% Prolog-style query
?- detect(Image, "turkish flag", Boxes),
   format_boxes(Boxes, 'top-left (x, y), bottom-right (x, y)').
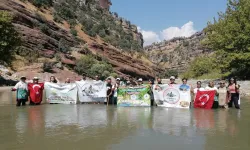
top-left (28, 83), bottom-right (44, 104)
top-left (194, 90), bottom-right (216, 109)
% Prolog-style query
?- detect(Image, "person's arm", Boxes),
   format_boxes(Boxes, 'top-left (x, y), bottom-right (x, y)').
top-left (12, 83), bottom-right (19, 91)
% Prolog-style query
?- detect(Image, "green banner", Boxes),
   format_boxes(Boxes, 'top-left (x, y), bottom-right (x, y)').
top-left (117, 87), bottom-right (151, 107)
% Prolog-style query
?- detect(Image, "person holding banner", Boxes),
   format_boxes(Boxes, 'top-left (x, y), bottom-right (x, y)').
top-left (28, 77), bottom-right (44, 105)
top-left (137, 78), bottom-right (144, 86)
top-left (112, 78), bottom-right (120, 105)
top-left (157, 77), bottom-right (162, 84)
top-left (227, 78), bottom-right (240, 109)
top-left (12, 76), bottom-right (28, 107)
top-left (169, 76), bottom-right (176, 85)
top-left (148, 79), bottom-right (155, 106)
top-left (106, 78), bottom-right (113, 105)
top-left (205, 81), bottom-right (219, 109)
top-left (50, 76), bottom-right (59, 83)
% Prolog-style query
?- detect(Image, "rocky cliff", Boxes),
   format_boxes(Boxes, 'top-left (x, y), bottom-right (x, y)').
top-left (0, 0), bottom-right (159, 83)
top-left (144, 32), bottom-right (212, 73)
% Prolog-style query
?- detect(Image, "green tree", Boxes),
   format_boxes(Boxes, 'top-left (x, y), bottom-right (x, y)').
top-left (203, 0), bottom-right (250, 79)
top-left (0, 11), bottom-right (20, 62)
top-left (75, 55), bottom-right (96, 75)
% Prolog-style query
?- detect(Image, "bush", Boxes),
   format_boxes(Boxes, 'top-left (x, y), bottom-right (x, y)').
top-left (164, 70), bottom-right (178, 78)
top-left (43, 62), bottom-right (53, 72)
top-left (70, 28), bottom-right (78, 37)
top-left (39, 23), bottom-right (50, 35)
top-left (58, 38), bottom-right (70, 53)
top-left (89, 62), bottom-right (113, 78)
top-left (110, 72), bottom-right (118, 78)
top-left (75, 55), bottom-right (96, 75)
top-left (53, 13), bottom-right (63, 23)
top-left (0, 11), bottom-right (20, 62)
top-left (29, 0), bottom-right (53, 8)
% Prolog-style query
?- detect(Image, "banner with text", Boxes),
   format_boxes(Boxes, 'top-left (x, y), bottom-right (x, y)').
top-left (44, 82), bottom-right (77, 104)
top-left (153, 84), bottom-right (191, 108)
top-left (117, 87), bottom-right (151, 107)
top-left (76, 81), bottom-right (107, 102)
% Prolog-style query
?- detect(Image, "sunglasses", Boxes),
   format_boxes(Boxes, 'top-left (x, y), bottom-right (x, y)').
top-left (219, 83), bottom-right (225, 84)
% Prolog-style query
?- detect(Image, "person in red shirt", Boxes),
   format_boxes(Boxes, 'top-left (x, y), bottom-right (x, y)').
top-left (28, 77), bottom-right (44, 105)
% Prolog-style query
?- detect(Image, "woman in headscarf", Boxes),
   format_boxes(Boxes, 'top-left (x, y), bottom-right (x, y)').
top-left (227, 78), bottom-right (240, 109)
top-left (50, 76), bottom-right (59, 83)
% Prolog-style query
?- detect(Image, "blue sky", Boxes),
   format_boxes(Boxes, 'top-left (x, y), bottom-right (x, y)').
top-left (110, 0), bottom-right (227, 46)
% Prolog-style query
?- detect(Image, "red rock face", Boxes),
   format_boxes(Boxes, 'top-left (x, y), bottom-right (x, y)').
top-left (99, 0), bottom-right (111, 9)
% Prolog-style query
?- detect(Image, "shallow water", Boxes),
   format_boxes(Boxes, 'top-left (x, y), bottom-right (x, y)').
top-left (0, 89), bottom-right (250, 150)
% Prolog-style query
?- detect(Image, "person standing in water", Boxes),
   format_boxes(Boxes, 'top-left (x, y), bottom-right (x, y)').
top-left (137, 78), bottom-right (144, 86)
top-left (112, 78), bottom-right (120, 105)
top-left (169, 76), bottom-right (176, 85)
top-left (12, 76), bottom-right (28, 107)
top-left (218, 80), bottom-right (227, 108)
top-left (28, 77), bottom-right (44, 105)
top-left (157, 77), bottom-right (162, 84)
top-left (227, 78), bottom-right (240, 109)
top-left (50, 76), bottom-right (59, 83)
top-left (205, 81), bottom-right (219, 109)
top-left (148, 79), bottom-right (155, 106)
top-left (106, 78), bottom-right (113, 105)
top-left (192, 81), bottom-right (205, 102)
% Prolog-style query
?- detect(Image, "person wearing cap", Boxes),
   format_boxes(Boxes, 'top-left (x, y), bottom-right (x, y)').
top-left (28, 77), bottom-right (44, 105)
top-left (137, 78), bottom-right (144, 86)
top-left (12, 76), bottom-right (28, 106)
top-left (111, 78), bottom-right (120, 105)
top-left (169, 76), bottom-right (176, 85)
top-left (106, 78), bottom-right (113, 105)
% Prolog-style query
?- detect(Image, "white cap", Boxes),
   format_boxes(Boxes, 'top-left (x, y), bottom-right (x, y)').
top-left (33, 77), bottom-right (39, 80)
top-left (170, 76), bottom-right (175, 80)
top-left (138, 78), bottom-right (143, 82)
top-left (116, 78), bottom-right (120, 81)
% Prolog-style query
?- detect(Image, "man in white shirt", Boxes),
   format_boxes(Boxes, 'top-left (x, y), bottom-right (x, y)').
top-left (12, 76), bottom-right (28, 106)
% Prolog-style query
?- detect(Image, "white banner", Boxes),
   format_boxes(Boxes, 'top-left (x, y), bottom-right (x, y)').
top-left (76, 80), bottom-right (107, 102)
top-left (153, 84), bottom-right (191, 108)
top-left (44, 82), bottom-right (77, 104)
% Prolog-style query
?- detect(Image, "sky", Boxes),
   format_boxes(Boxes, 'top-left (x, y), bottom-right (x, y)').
top-left (110, 0), bottom-right (227, 46)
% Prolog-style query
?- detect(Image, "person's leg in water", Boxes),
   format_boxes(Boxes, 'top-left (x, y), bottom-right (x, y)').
top-left (228, 95), bottom-right (233, 108)
top-left (232, 94), bottom-right (240, 109)
top-left (21, 99), bottom-right (26, 106)
top-left (16, 99), bottom-right (21, 107)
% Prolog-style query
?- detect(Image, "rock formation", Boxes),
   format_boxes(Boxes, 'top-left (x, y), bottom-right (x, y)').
top-left (144, 32), bottom-right (212, 73)
top-left (0, 0), bottom-right (160, 83)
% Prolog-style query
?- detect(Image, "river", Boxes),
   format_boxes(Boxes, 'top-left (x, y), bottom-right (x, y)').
top-left (0, 88), bottom-right (250, 150)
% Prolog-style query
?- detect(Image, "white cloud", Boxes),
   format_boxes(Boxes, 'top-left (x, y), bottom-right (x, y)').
top-left (138, 27), bottom-right (160, 46)
top-left (161, 21), bottom-right (196, 40)
top-left (138, 21), bottom-right (197, 46)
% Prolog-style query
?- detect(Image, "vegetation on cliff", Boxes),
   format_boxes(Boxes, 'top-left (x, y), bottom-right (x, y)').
top-left (0, 11), bottom-right (20, 63)
top-left (183, 0), bottom-right (250, 79)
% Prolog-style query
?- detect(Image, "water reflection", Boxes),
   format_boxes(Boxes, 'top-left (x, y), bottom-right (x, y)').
top-left (0, 100), bottom-right (249, 150)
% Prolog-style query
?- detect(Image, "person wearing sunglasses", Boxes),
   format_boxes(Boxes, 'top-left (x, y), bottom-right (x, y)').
top-left (218, 80), bottom-right (227, 108)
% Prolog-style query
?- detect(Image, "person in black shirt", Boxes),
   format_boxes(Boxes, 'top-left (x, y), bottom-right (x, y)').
top-left (106, 78), bottom-right (113, 105)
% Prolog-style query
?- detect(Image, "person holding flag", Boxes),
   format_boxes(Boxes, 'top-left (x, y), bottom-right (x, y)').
top-left (194, 81), bottom-right (217, 109)
top-left (205, 81), bottom-right (219, 109)
top-left (12, 76), bottom-right (28, 107)
top-left (28, 77), bottom-right (44, 105)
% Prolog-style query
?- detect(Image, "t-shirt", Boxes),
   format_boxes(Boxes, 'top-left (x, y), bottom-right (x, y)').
top-left (106, 83), bottom-right (112, 97)
top-left (112, 84), bottom-right (119, 97)
top-left (193, 87), bottom-right (205, 94)
top-left (205, 86), bottom-right (218, 101)
top-left (28, 83), bottom-right (44, 104)
top-left (14, 81), bottom-right (28, 100)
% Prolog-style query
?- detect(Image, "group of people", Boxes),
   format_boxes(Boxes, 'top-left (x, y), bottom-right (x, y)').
top-left (12, 76), bottom-right (62, 106)
top-left (192, 78), bottom-right (240, 109)
top-left (12, 74), bottom-right (241, 110)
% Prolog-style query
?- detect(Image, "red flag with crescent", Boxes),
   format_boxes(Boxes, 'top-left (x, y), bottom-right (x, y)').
top-left (28, 83), bottom-right (44, 104)
top-left (194, 90), bottom-right (215, 109)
